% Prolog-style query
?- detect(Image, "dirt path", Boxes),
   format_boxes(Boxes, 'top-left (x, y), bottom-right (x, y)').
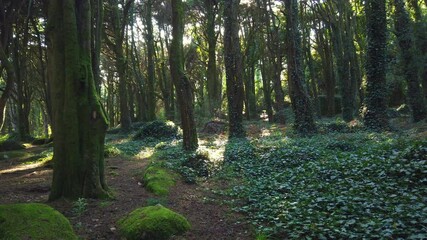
top-left (0, 149), bottom-right (252, 240)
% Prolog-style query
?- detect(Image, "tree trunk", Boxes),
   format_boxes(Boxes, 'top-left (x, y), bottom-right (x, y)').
top-left (145, 0), bottom-right (156, 121)
top-left (284, 0), bottom-right (316, 134)
top-left (170, 0), bottom-right (198, 151)
top-left (91, 0), bottom-right (103, 92)
top-left (316, 27), bottom-right (336, 117)
top-left (244, 29), bottom-right (258, 120)
top-left (260, 57), bottom-right (274, 122)
top-left (394, 0), bottom-right (427, 122)
top-left (205, 0), bottom-right (221, 117)
top-left (224, 0), bottom-right (245, 138)
top-left (0, 45), bottom-right (14, 131)
top-left (48, 0), bottom-right (109, 200)
top-left (363, 0), bottom-right (388, 130)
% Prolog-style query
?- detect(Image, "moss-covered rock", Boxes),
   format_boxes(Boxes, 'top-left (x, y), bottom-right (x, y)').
top-left (142, 166), bottom-right (176, 196)
top-left (133, 120), bottom-right (181, 140)
top-left (0, 203), bottom-right (77, 240)
top-left (117, 205), bottom-right (190, 240)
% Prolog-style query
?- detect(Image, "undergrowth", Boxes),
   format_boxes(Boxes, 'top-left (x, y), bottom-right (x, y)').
top-left (219, 131), bottom-right (426, 239)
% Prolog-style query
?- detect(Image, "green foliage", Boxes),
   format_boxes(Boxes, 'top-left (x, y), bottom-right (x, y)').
top-left (134, 121), bottom-right (182, 140)
top-left (104, 144), bottom-right (121, 158)
top-left (117, 205), bottom-right (190, 240)
top-left (141, 165), bottom-right (176, 196)
top-left (0, 203), bottom-right (77, 239)
top-left (218, 132), bottom-right (427, 239)
top-left (72, 198), bottom-right (88, 217)
top-left (182, 150), bottom-right (211, 178)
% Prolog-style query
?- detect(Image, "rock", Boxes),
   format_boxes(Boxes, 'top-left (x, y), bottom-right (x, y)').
top-left (117, 205), bottom-right (190, 240)
top-left (0, 203), bottom-right (77, 240)
top-left (201, 121), bottom-right (226, 134)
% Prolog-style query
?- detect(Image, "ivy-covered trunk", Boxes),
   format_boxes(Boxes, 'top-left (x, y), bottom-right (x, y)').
top-left (363, 0), bottom-right (388, 130)
top-left (170, 0), bottom-right (198, 151)
top-left (224, 0), bottom-right (245, 138)
top-left (284, 0), bottom-right (316, 134)
top-left (47, 0), bottom-right (109, 200)
top-left (393, 0), bottom-right (427, 122)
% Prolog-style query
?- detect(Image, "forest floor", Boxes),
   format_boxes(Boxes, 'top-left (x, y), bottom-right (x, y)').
top-left (0, 140), bottom-right (252, 239)
top-left (0, 116), bottom-right (426, 239)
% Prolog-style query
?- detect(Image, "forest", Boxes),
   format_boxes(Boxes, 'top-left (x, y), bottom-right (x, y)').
top-left (0, 0), bottom-right (426, 239)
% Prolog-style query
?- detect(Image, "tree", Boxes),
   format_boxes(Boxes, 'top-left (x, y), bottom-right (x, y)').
top-left (144, 0), bottom-right (156, 121)
top-left (104, 0), bottom-right (133, 130)
top-left (204, 0), bottom-right (222, 117)
top-left (223, 0), bottom-right (245, 138)
top-left (170, 0), bottom-right (198, 151)
top-left (47, 0), bottom-right (109, 199)
top-left (284, 0), bottom-right (316, 134)
top-left (393, 0), bottom-right (426, 122)
top-left (363, 0), bottom-right (388, 130)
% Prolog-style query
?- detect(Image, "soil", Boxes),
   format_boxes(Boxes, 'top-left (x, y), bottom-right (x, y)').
top-left (0, 146), bottom-right (253, 240)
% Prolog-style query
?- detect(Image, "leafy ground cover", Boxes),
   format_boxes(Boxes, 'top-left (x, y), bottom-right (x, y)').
top-left (217, 128), bottom-right (426, 239)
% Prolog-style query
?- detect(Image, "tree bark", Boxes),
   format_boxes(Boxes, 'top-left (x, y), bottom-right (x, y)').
top-left (393, 0), bottom-right (426, 122)
top-left (284, 0), bottom-right (316, 134)
top-left (170, 0), bottom-right (198, 151)
top-left (48, 0), bottom-right (109, 200)
top-left (223, 0), bottom-right (245, 138)
top-left (205, 0), bottom-right (221, 117)
top-left (363, 0), bottom-right (389, 130)
top-left (145, 0), bottom-right (156, 121)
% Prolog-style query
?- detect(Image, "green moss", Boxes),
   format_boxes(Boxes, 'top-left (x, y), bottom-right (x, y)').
top-left (117, 205), bottom-right (190, 240)
top-left (0, 203), bottom-right (78, 240)
top-left (142, 166), bottom-right (176, 196)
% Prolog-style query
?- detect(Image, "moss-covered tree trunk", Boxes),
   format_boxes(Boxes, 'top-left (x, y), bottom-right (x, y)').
top-left (47, 0), bottom-right (109, 200)
top-left (393, 0), bottom-right (427, 122)
top-left (284, 0), bottom-right (316, 134)
top-left (170, 0), bottom-right (198, 151)
top-left (145, 0), bottom-right (156, 121)
top-left (363, 0), bottom-right (388, 130)
top-left (224, 0), bottom-right (246, 138)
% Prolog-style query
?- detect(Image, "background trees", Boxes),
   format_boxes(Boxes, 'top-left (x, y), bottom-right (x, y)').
top-left (0, 0), bottom-right (426, 154)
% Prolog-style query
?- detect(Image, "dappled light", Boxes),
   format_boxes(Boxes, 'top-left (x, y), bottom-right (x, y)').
top-left (1, 0), bottom-right (427, 239)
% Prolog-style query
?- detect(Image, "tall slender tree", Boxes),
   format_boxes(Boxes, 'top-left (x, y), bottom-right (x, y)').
top-left (363, 0), bottom-right (388, 130)
top-left (223, 0), bottom-right (246, 138)
top-left (144, 0), bottom-right (156, 121)
top-left (170, 0), bottom-right (198, 151)
top-left (393, 0), bottom-right (426, 122)
top-left (104, 0), bottom-right (133, 130)
top-left (284, 0), bottom-right (316, 134)
top-left (204, 0), bottom-right (221, 117)
top-left (47, 0), bottom-right (109, 199)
